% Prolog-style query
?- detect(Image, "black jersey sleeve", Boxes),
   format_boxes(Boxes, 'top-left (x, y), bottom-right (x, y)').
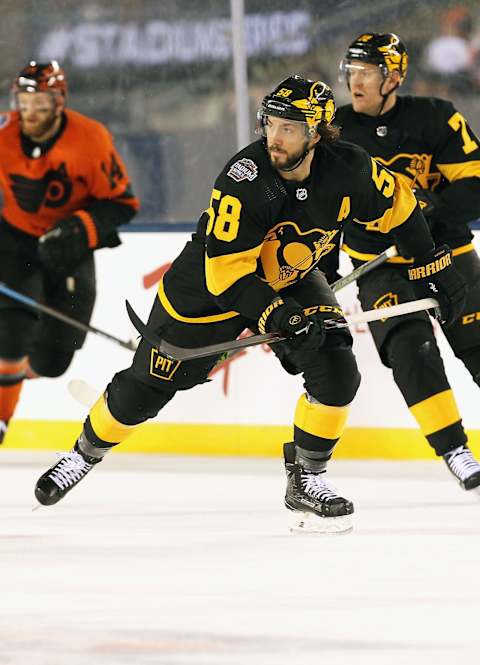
top-left (203, 161), bottom-right (281, 321)
top-left (430, 99), bottom-right (480, 226)
top-left (352, 153), bottom-right (434, 258)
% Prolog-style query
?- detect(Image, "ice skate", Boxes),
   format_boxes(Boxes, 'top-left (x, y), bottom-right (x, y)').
top-left (35, 440), bottom-right (102, 506)
top-left (443, 444), bottom-right (480, 493)
top-left (284, 443), bottom-right (354, 534)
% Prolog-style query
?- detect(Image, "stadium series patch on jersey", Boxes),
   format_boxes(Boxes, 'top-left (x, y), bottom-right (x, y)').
top-left (227, 158), bottom-right (258, 182)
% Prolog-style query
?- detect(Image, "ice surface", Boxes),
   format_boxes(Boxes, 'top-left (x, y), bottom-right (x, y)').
top-left (1, 453), bottom-right (479, 665)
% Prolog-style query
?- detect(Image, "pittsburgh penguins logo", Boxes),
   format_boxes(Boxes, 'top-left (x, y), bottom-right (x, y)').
top-left (10, 162), bottom-right (72, 212)
top-left (373, 291), bottom-right (399, 322)
top-left (259, 221), bottom-right (338, 289)
top-left (373, 153), bottom-right (441, 191)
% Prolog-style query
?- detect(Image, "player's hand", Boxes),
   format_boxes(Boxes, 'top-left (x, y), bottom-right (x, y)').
top-left (38, 216), bottom-right (90, 273)
top-left (257, 297), bottom-right (325, 350)
top-left (412, 188), bottom-right (440, 218)
top-left (408, 245), bottom-right (466, 326)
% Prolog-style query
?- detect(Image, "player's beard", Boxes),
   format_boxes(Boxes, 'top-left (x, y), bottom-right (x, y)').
top-left (21, 111), bottom-right (59, 141)
top-left (267, 142), bottom-right (309, 172)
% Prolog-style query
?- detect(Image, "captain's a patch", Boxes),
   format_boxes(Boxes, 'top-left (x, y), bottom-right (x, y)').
top-left (227, 158), bottom-right (258, 183)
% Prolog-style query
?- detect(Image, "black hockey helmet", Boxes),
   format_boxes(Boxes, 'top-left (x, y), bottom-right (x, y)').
top-left (257, 75), bottom-right (336, 137)
top-left (340, 33), bottom-right (408, 82)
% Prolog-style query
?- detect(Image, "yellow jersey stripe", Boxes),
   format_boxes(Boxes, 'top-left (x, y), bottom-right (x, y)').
top-left (342, 243), bottom-right (411, 263)
top-left (158, 277), bottom-right (239, 324)
top-left (452, 243), bottom-right (475, 257)
top-left (409, 389), bottom-right (461, 436)
top-left (205, 243), bottom-right (262, 296)
top-left (342, 242), bottom-right (475, 264)
top-left (437, 160), bottom-right (480, 182)
top-left (353, 174), bottom-right (417, 234)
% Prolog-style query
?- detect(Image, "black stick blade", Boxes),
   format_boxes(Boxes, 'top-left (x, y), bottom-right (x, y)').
top-left (125, 300), bottom-right (165, 350)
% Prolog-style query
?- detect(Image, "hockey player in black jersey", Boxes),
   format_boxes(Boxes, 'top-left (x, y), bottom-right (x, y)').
top-left (35, 75), bottom-right (466, 532)
top-left (336, 32), bottom-right (480, 491)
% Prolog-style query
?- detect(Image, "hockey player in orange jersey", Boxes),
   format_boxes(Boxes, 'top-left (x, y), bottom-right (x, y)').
top-left (0, 61), bottom-right (139, 445)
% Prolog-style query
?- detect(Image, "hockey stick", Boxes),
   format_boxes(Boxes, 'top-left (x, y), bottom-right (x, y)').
top-left (0, 281), bottom-right (137, 352)
top-left (68, 379), bottom-right (99, 408)
top-left (126, 297), bottom-right (439, 361)
top-left (331, 245), bottom-right (398, 292)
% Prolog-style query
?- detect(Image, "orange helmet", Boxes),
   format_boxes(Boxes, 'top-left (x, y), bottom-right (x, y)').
top-left (12, 61), bottom-right (67, 98)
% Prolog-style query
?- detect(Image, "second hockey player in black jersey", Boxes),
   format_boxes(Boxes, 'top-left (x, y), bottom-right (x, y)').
top-left (336, 32), bottom-right (480, 491)
top-left (34, 75), bottom-right (466, 531)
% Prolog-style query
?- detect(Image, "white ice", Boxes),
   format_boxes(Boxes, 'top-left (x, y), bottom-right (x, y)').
top-left (1, 452), bottom-right (480, 665)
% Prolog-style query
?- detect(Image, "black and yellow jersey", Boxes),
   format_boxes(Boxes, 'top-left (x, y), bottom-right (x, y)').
top-left (161, 138), bottom-right (434, 323)
top-left (336, 96), bottom-right (480, 263)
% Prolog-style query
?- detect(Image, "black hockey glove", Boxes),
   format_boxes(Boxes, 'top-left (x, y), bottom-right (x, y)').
top-left (38, 216), bottom-right (90, 273)
top-left (257, 297), bottom-right (325, 350)
top-left (412, 188), bottom-right (441, 219)
top-left (326, 270), bottom-right (343, 286)
top-left (408, 245), bottom-right (467, 326)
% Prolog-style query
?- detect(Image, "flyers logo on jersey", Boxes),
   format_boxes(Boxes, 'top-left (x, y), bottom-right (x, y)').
top-left (10, 162), bottom-right (72, 212)
top-left (149, 348), bottom-right (181, 381)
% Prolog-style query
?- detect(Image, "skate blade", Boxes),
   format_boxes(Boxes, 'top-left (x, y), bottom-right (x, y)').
top-left (289, 511), bottom-right (353, 535)
top-left (67, 379), bottom-right (99, 409)
top-left (469, 485), bottom-right (480, 500)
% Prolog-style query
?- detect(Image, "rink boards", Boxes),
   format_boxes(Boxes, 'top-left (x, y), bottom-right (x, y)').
top-left (8, 231), bottom-right (480, 459)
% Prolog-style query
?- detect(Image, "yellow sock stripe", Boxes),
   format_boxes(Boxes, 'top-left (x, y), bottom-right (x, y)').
top-left (294, 394), bottom-right (349, 441)
top-left (409, 389), bottom-right (462, 437)
top-left (89, 394), bottom-right (139, 444)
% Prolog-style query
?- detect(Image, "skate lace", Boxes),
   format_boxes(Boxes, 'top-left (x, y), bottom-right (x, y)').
top-left (301, 472), bottom-right (340, 502)
top-left (445, 446), bottom-right (480, 481)
top-left (49, 452), bottom-right (93, 490)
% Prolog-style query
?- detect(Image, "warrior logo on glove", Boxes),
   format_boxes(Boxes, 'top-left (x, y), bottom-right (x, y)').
top-left (407, 246), bottom-right (466, 326)
top-left (408, 251), bottom-right (452, 280)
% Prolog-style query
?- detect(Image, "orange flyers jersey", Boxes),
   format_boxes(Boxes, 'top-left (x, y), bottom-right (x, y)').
top-left (0, 109), bottom-right (139, 237)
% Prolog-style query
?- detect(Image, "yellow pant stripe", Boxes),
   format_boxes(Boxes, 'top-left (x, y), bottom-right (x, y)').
top-left (294, 394), bottom-right (349, 441)
top-left (158, 278), bottom-right (239, 324)
top-left (89, 394), bottom-right (139, 444)
top-left (409, 389), bottom-right (461, 436)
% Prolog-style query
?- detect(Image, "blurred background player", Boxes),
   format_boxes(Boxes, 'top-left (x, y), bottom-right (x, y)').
top-left (336, 32), bottom-right (480, 491)
top-left (34, 76), bottom-right (466, 533)
top-left (0, 61), bottom-right (139, 445)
